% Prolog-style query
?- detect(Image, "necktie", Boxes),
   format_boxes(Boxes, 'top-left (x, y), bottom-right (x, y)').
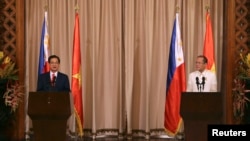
top-left (51, 73), bottom-right (56, 86)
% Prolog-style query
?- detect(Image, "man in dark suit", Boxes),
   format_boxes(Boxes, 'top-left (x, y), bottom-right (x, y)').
top-left (37, 55), bottom-right (70, 92)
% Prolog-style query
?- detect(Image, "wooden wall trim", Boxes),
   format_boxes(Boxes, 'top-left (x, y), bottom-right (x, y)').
top-left (223, 0), bottom-right (235, 124)
top-left (15, 0), bottom-right (25, 139)
top-left (222, 0), bottom-right (250, 124)
top-left (0, 0), bottom-right (25, 140)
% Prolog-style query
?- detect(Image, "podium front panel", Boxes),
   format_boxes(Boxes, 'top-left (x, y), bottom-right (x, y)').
top-left (180, 92), bottom-right (223, 141)
top-left (180, 92), bottom-right (222, 120)
top-left (28, 91), bottom-right (71, 119)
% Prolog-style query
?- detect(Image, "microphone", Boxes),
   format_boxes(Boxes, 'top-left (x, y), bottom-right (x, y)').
top-left (196, 77), bottom-right (200, 91)
top-left (202, 77), bottom-right (205, 90)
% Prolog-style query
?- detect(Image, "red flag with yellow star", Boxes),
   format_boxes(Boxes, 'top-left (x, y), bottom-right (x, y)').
top-left (71, 12), bottom-right (83, 136)
top-left (203, 11), bottom-right (216, 73)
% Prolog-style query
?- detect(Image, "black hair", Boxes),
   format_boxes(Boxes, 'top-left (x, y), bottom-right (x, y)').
top-left (197, 55), bottom-right (208, 64)
top-left (48, 55), bottom-right (60, 63)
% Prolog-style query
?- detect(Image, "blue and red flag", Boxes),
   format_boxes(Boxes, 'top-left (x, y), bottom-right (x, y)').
top-left (38, 11), bottom-right (50, 75)
top-left (164, 13), bottom-right (186, 136)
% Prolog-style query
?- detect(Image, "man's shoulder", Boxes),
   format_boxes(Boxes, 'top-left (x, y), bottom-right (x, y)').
top-left (189, 71), bottom-right (199, 75)
top-left (58, 72), bottom-right (69, 77)
top-left (205, 70), bottom-right (216, 75)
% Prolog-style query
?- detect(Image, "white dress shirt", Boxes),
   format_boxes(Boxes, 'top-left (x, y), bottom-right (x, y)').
top-left (186, 69), bottom-right (217, 92)
top-left (50, 71), bottom-right (58, 78)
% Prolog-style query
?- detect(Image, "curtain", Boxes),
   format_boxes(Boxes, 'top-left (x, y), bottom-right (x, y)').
top-left (25, 0), bottom-right (223, 139)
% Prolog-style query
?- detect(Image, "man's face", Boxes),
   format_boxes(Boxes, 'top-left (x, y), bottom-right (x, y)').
top-left (195, 57), bottom-right (206, 72)
top-left (49, 58), bottom-right (60, 72)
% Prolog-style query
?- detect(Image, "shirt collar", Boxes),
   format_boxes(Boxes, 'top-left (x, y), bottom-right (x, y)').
top-left (50, 71), bottom-right (58, 76)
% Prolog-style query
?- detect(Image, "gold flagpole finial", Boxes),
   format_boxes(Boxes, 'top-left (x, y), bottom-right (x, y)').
top-left (176, 6), bottom-right (180, 13)
top-left (44, 0), bottom-right (48, 11)
top-left (44, 5), bottom-right (48, 11)
top-left (75, 2), bottom-right (79, 13)
top-left (205, 5), bottom-right (210, 12)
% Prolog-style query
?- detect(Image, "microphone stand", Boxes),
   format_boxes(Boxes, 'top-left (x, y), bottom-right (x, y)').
top-left (202, 77), bottom-right (205, 91)
top-left (196, 77), bottom-right (200, 92)
top-left (196, 77), bottom-right (206, 92)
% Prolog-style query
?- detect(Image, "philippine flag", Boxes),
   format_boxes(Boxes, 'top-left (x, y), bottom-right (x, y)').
top-left (164, 13), bottom-right (186, 136)
top-left (38, 11), bottom-right (50, 75)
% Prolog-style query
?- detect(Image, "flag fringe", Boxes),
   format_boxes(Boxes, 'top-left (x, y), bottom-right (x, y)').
top-left (74, 107), bottom-right (83, 137)
top-left (164, 118), bottom-right (183, 137)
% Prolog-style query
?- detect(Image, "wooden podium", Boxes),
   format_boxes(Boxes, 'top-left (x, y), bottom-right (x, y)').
top-left (28, 92), bottom-right (72, 141)
top-left (180, 92), bottom-right (223, 141)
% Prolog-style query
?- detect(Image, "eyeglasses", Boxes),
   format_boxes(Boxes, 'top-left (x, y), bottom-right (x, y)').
top-left (195, 62), bottom-right (204, 65)
top-left (50, 62), bottom-right (59, 65)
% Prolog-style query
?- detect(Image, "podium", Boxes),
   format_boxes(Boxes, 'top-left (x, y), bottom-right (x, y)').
top-left (28, 92), bottom-right (72, 141)
top-left (180, 92), bottom-right (223, 141)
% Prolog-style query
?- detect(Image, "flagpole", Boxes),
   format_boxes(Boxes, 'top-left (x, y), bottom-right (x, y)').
top-left (165, 11), bottom-right (186, 136)
top-left (92, 0), bottom-right (96, 138)
top-left (72, 1), bottom-right (83, 137)
top-left (71, 1), bottom-right (78, 136)
top-left (70, 3), bottom-right (77, 136)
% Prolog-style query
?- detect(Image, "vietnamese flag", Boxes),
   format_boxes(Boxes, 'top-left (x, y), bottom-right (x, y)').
top-left (203, 11), bottom-right (216, 73)
top-left (71, 12), bottom-right (83, 136)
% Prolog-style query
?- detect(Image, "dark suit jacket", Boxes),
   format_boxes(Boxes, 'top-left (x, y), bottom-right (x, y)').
top-left (37, 72), bottom-right (70, 92)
